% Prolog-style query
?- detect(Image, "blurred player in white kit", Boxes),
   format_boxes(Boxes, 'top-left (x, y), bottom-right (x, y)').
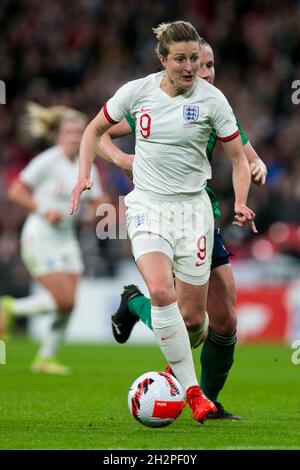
top-left (0, 102), bottom-right (103, 374)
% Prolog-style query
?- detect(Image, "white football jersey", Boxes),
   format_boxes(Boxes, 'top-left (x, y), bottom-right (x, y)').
top-left (105, 71), bottom-right (239, 196)
top-left (20, 145), bottom-right (102, 241)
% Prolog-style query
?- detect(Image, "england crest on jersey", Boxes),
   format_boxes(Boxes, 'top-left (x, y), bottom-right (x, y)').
top-left (183, 105), bottom-right (199, 123)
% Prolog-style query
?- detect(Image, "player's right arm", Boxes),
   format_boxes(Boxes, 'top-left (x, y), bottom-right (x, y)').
top-left (235, 117), bottom-right (267, 186)
top-left (97, 118), bottom-right (134, 172)
top-left (8, 181), bottom-right (62, 224)
top-left (70, 109), bottom-right (113, 214)
top-left (8, 155), bottom-right (63, 224)
top-left (8, 179), bottom-right (38, 213)
top-left (70, 81), bottom-right (134, 214)
top-left (8, 152), bottom-right (47, 213)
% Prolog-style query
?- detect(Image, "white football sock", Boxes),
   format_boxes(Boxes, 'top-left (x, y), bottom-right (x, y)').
top-left (188, 311), bottom-right (209, 349)
top-left (151, 302), bottom-right (198, 392)
top-left (38, 312), bottom-right (70, 359)
top-left (13, 289), bottom-right (57, 316)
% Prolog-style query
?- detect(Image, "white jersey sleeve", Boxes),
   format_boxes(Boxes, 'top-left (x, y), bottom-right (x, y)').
top-left (19, 152), bottom-right (50, 189)
top-left (210, 90), bottom-right (239, 141)
top-left (104, 81), bottom-right (134, 124)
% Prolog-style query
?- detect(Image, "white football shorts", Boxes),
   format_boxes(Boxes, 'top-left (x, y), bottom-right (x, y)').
top-left (125, 189), bottom-right (214, 285)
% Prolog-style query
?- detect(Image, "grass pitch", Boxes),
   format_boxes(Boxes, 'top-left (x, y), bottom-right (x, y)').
top-left (0, 339), bottom-right (299, 450)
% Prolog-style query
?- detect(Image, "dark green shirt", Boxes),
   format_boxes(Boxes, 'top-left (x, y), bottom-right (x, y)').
top-left (125, 115), bottom-right (248, 219)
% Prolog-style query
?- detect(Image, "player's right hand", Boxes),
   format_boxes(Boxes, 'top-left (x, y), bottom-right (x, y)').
top-left (69, 177), bottom-right (92, 214)
top-left (44, 210), bottom-right (63, 224)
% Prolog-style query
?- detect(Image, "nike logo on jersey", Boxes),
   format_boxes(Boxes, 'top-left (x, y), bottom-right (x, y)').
top-left (195, 261), bottom-right (205, 266)
top-left (140, 106), bottom-right (151, 112)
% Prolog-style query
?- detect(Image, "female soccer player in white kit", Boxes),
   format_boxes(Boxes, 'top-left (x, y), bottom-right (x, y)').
top-left (0, 103), bottom-right (102, 374)
top-left (96, 38), bottom-right (267, 420)
top-left (70, 21), bottom-right (256, 423)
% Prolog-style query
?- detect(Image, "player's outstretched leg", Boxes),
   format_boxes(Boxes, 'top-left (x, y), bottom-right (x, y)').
top-left (111, 285), bottom-right (144, 343)
top-left (0, 289), bottom-right (57, 340)
top-left (31, 313), bottom-right (71, 375)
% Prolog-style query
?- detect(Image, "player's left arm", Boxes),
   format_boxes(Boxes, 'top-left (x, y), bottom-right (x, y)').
top-left (221, 136), bottom-right (257, 233)
top-left (97, 118), bottom-right (134, 176)
top-left (236, 116), bottom-right (267, 186)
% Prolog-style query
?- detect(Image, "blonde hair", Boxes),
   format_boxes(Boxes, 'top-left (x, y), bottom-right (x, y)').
top-left (153, 21), bottom-right (201, 58)
top-left (24, 102), bottom-right (87, 143)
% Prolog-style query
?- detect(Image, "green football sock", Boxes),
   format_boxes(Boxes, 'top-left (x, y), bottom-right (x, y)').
top-left (200, 328), bottom-right (236, 402)
top-left (128, 295), bottom-right (153, 330)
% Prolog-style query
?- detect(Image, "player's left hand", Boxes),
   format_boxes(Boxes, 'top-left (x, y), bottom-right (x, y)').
top-left (250, 160), bottom-right (267, 186)
top-left (233, 203), bottom-right (257, 233)
top-left (69, 177), bottom-right (92, 214)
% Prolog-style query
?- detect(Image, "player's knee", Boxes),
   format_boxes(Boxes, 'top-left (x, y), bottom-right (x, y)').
top-left (185, 318), bottom-right (204, 330)
top-left (148, 283), bottom-right (175, 306)
top-left (182, 307), bottom-right (206, 330)
top-left (187, 311), bottom-right (209, 348)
